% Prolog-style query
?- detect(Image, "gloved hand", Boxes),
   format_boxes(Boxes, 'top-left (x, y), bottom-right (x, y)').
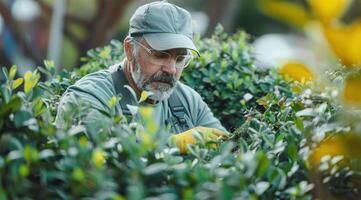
top-left (170, 126), bottom-right (229, 154)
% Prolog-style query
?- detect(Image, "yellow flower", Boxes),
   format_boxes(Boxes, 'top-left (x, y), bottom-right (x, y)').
top-left (308, 0), bottom-right (351, 24)
top-left (323, 21), bottom-right (361, 66)
top-left (343, 71), bottom-right (361, 106)
top-left (257, 0), bottom-right (310, 29)
top-left (257, 0), bottom-right (361, 67)
top-left (308, 133), bottom-right (361, 170)
top-left (279, 62), bottom-right (314, 82)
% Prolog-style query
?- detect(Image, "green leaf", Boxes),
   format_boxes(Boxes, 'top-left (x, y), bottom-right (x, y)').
top-left (44, 60), bottom-right (55, 71)
top-left (2, 67), bottom-right (9, 80)
top-left (9, 65), bottom-right (17, 80)
top-left (0, 186), bottom-right (7, 200)
top-left (142, 163), bottom-right (168, 175)
top-left (0, 95), bottom-right (22, 116)
top-left (100, 47), bottom-right (111, 59)
top-left (2, 86), bottom-right (10, 103)
top-left (24, 71), bottom-right (40, 94)
top-left (39, 149), bottom-right (55, 159)
top-left (294, 117), bottom-right (304, 131)
top-left (72, 167), bottom-right (85, 182)
top-left (6, 150), bottom-right (22, 161)
top-left (256, 151), bottom-right (270, 178)
top-left (12, 78), bottom-right (23, 90)
top-left (164, 155), bottom-right (183, 165)
top-left (92, 148), bottom-right (105, 168)
top-left (286, 142), bottom-right (298, 161)
top-left (23, 145), bottom-right (39, 162)
top-left (0, 156), bottom-right (4, 168)
top-left (108, 96), bottom-right (118, 108)
top-left (255, 181), bottom-right (270, 195)
top-left (14, 111), bottom-right (32, 128)
top-left (24, 71), bottom-right (32, 93)
top-left (19, 164), bottom-right (29, 177)
top-left (33, 98), bottom-right (45, 116)
top-left (139, 91), bottom-right (150, 103)
top-left (126, 105), bottom-right (139, 116)
top-left (267, 167), bottom-right (287, 189)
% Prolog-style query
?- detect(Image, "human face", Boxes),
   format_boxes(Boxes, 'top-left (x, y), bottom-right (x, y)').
top-left (130, 38), bottom-right (189, 101)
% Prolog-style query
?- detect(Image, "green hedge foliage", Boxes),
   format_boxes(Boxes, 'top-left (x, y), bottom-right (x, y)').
top-left (1, 26), bottom-right (360, 199)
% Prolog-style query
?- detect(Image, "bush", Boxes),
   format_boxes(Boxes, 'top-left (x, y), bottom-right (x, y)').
top-left (182, 26), bottom-right (294, 131)
top-left (1, 27), bottom-right (360, 199)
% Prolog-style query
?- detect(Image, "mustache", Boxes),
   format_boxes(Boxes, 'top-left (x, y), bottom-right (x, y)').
top-left (149, 73), bottom-right (177, 86)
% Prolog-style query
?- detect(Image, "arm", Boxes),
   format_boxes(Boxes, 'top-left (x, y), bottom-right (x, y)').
top-left (55, 90), bottom-right (108, 129)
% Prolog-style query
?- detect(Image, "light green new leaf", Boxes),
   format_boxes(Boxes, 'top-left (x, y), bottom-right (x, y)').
top-left (9, 65), bottom-right (17, 80)
top-left (100, 47), bottom-right (111, 59)
top-left (44, 60), bottom-right (55, 71)
top-left (24, 71), bottom-right (40, 94)
top-left (139, 91), bottom-right (150, 103)
top-left (12, 78), bottom-right (23, 89)
top-left (108, 96), bottom-right (118, 108)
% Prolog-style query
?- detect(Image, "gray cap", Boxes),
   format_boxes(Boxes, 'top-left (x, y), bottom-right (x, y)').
top-left (129, 1), bottom-right (199, 55)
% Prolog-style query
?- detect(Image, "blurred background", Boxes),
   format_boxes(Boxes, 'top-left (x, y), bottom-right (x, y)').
top-left (0, 0), bottom-right (361, 75)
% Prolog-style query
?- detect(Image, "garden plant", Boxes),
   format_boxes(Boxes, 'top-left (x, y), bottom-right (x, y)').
top-left (1, 26), bottom-right (361, 200)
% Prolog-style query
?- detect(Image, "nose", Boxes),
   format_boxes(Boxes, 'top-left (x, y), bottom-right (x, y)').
top-left (161, 58), bottom-right (177, 75)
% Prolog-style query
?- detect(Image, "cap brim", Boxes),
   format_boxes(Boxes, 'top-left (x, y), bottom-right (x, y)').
top-left (143, 33), bottom-right (200, 56)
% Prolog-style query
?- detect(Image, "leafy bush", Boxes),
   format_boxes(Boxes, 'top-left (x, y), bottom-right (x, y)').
top-left (182, 26), bottom-right (294, 130)
top-left (1, 27), bottom-right (360, 199)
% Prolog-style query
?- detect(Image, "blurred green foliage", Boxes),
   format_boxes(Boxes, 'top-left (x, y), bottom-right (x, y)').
top-left (1, 26), bottom-right (360, 199)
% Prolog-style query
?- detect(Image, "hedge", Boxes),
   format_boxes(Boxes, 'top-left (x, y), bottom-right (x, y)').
top-left (1, 26), bottom-right (360, 199)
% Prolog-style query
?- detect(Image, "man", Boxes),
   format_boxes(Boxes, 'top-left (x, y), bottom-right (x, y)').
top-left (56, 1), bottom-right (228, 153)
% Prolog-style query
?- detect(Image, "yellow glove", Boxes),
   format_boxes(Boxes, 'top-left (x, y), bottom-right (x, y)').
top-left (170, 126), bottom-right (229, 154)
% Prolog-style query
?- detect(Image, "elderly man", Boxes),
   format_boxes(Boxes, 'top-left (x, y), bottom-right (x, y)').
top-left (56, 1), bottom-right (227, 153)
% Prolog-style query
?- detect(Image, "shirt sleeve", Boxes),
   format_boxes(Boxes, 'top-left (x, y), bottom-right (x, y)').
top-left (55, 70), bottom-right (116, 128)
top-left (54, 90), bottom-right (108, 129)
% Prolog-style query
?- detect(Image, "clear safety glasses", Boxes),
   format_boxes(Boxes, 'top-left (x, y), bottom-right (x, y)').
top-left (132, 39), bottom-right (194, 69)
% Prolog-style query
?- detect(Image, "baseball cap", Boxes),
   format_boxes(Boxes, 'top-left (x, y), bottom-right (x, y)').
top-left (128, 1), bottom-right (199, 56)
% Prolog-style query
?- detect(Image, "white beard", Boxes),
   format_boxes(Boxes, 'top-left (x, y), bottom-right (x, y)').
top-left (131, 61), bottom-right (176, 102)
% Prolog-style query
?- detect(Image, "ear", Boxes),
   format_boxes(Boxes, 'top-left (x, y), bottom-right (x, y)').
top-left (124, 37), bottom-right (134, 62)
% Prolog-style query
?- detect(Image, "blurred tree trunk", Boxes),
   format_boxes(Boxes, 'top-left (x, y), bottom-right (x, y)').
top-left (39, 0), bottom-right (130, 67)
top-left (47, 0), bottom-right (67, 72)
top-left (0, 2), bottom-right (42, 66)
top-left (205, 0), bottom-right (240, 36)
top-left (85, 0), bottom-right (130, 49)
top-left (1, 0), bottom-right (130, 69)
top-left (0, 52), bottom-right (11, 69)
